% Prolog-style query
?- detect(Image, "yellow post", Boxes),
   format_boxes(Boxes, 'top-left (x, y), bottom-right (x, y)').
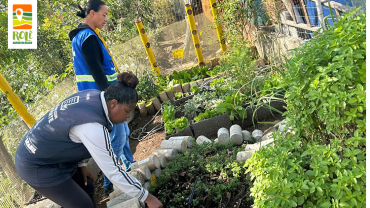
top-left (209, 0), bottom-right (227, 52)
top-left (0, 71), bottom-right (36, 128)
top-left (135, 19), bottom-right (161, 76)
top-left (185, 4), bottom-right (205, 66)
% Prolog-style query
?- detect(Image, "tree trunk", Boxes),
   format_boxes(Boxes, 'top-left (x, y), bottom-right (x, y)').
top-left (0, 136), bottom-right (33, 205)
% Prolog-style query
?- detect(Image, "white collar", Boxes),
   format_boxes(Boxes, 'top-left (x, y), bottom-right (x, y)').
top-left (100, 91), bottom-right (113, 127)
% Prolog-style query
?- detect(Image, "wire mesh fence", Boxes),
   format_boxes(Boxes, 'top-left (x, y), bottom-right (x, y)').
top-left (110, 0), bottom-right (222, 78)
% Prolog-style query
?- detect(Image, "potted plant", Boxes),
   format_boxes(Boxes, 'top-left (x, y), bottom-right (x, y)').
top-left (136, 70), bottom-right (161, 115)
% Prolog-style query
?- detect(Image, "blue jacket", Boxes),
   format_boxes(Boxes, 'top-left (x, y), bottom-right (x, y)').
top-left (71, 27), bottom-right (117, 91)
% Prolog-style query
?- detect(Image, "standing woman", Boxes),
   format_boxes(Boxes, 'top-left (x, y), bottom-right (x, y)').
top-left (68, 0), bottom-right (134, 195)
top-left (15, 72), bottom-right (163, 208)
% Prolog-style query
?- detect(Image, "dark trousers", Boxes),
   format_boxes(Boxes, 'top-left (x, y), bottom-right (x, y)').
top-left (31, 169), bottom-right (96, 208)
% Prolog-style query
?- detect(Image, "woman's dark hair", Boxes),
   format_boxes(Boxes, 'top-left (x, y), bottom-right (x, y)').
top-left (104, 72), bottom-right (139, 105)
top-left (76, 0), bottom-right (106, 18)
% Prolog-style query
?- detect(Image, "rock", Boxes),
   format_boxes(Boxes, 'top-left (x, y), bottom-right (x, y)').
top-left (143, 181), bottom-right (151, 190)
top-left (107, 192), bottom-right (132, 207)
top-left (110, 198), bottom-right (141, 208)
top-left (173, 84), bottom-right (183, 93)
top-left (166, 89), bottom-right (175, 102)
top-left (152, 168), bottom-right (162, 178)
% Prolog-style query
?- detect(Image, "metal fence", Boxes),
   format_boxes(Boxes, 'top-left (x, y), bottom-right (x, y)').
top-left (110, 0), bottom-right (222, 77)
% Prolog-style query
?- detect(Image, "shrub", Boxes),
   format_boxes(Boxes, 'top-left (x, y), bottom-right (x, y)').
top-left (136, 70), bottom-right (160, 102)
top-left (282, 10), bottom-right (366, 142)
top-left (246, 10), bottom-right (366, 208)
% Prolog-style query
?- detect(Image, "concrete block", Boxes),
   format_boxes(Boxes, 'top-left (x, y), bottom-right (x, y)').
top-left (110, 198), bottom-right (140, 208)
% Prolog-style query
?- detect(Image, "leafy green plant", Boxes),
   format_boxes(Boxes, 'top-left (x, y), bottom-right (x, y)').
top-left (169, 70), bottom-right (192, 85)
top-left (174, 117), bottom-right (189, 132)
top-left (259, 73), bottom-right (284, 97)
top-left (162, 104), bottom-right (176, 123)
top-left (246, 132), bottom-right (366, 207)
top-left (136, 70), bottom-right (161, 102)
top-left (151, 141), bottom-right (254, 207)
top-left (191, 66), bottom-right (208, 81)
top-left (194, 109), bottom-right (217, 123)
top-left (156, 74), bottom-right (169, 89)
top-left (174, 92), bottom-right (182, 99)
top-left (282, 10), bottom-right (366, 142)
top-left (183, 99), bottom-right (200, 120)
top-left (190, 86), bottom-right (201, 94)
top-left (209, 78), bottom-right (225, 88)
top-left (216, 92), bottom-right (247, 121)
top-left (164, 120), bottom-right (175, 135)
top-left (246, 10), bottom-right (366, 208)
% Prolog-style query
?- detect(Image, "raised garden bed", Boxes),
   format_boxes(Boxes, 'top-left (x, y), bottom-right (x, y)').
top-left (165, 100), bottom-right (286, 140)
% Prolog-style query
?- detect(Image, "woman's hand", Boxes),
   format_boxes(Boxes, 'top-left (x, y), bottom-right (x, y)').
top-left (145, 193), bottom-right (163, 208)
top-left (79, 166), bottom-right (95, 186)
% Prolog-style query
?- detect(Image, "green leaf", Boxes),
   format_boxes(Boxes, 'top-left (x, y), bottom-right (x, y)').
top-left (353, 53), bottom-right (364, 59)
top-left (297, 196), bottom-right (304, 205)
top-left (320, 202), bottom-right (331, 208)
top-left (348, 98), bottom-right (357, 104)
top-left (289, 200), bottom-right (297, 207)
top-left (317, 186), bottom-right (323, 192)
top-left (339, 202), bottom-right (351, 207)
top-left (302, 184), bottom-right (309, 190)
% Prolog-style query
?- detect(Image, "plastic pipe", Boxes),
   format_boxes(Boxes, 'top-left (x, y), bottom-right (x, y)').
top-left (185, 4), bottom-right (205, 66)
top-left (135, 19), bottom-right (161, 76)
top-left (209, 0), bottom-right (227, 52)
top-left (0, 71), bottom-right (35, 128)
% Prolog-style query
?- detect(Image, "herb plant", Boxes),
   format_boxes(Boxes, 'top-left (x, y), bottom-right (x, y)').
top-left (150, 142), bottom-right (254, 207)
top-left (136, 70), bottom-right (161, 102)
top-left (183, 99), bottom-right (200, 120)
top-left (216, 92), bottom-right (247, 121)
top-left (246, 10), bottom-right (366, 208)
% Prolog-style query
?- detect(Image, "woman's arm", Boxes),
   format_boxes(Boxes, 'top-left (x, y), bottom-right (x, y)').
top-left (69, 123), bottom-right (148, 202)
top-left (81, 36), bottom-right (111, 91)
